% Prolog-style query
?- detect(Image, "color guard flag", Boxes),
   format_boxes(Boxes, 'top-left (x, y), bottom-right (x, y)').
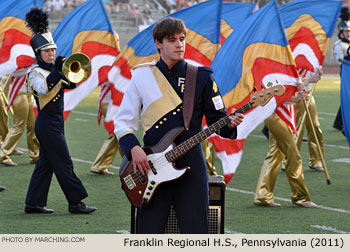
top-left (341, 60), bottom-right (350, 147)
top-left (53, 0), bottom-right (120, 120)
top-left (107, 0), bottom-right (222, 134)
top-left (277, 0), bottom-right (342, 132)
top-left (220, 2), bottom-right (255, 44)
top-left (0, 0), bottom-right (44, 78)
top-left (280, 0), bottom-right (342, 78)
top-left (210, 0), bottom-right (301, 184)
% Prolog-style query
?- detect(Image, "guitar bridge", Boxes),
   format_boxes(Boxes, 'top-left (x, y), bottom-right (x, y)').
top-left (123, 175), bottom-right (136, 190)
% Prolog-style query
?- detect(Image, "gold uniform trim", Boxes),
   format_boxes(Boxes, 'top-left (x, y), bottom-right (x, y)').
top-left (37, 81), bottom-right (64, 109)
top-left (141, 66), bottom-right (182, 132)
top-left (30, 68), bottom-right (65, 109)
top-left (118, 131), bottom-right (134, 140)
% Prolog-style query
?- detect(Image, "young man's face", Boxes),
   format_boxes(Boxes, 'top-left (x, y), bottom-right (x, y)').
top-left (156, 32), bottom-right (186, 67)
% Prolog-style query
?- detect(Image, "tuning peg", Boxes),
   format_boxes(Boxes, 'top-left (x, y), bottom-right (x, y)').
top-left (261, 85), bottom-right (264, 89)
top-left (253, 87), bottom-right (257, 92)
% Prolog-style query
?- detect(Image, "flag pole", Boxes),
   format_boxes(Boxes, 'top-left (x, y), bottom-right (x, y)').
top-left (296, 82), bottom-right (316, 140)
top-left (302, 98), bottom-right (331, 184)
top-left (0, 75), bottom-right (14, 116)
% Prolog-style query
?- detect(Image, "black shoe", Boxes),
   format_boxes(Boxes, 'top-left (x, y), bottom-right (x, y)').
top-left (68, 202), bottom-right (96, 214)
top-left (0, 186), bottom-right (5, 192)
top-left (262, 126), bottom-right (269, 139)
top-left (24, 205), bottom-right (54, 214)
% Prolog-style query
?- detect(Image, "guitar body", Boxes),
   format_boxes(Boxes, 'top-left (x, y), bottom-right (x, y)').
top-left (119, 127), bottom-right (190, 207)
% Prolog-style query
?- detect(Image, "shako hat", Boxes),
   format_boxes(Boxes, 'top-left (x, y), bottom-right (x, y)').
top-left (25, 6), bottom-right (56, 54)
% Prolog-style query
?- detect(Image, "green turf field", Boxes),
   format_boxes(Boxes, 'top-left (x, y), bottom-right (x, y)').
top-left (0, 75), bottom-right (349, 234)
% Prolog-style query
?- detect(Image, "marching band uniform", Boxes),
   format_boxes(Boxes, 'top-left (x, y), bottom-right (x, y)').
top-left (91, 84), bottom-right (124, 175)
top-left (333, 37), bottom-right (348, 133)
top-left (0, 70), bottom-right (39, 166)
top-left (295, 92), bottom-right (324, 171)
top-left (0, 81), bottom-right (7, 190)
top-left (202, 139), bottom-right (217, 176)
top-left (24, 6), bottom-right (95, 214)
top-left (0, 80), bottom-right (9, 146)
top-left (254, 112), bottom-right (314, 207)
top-left (332, 7), bottom-right (350, 134)
top-left (115, 58), bottom-right (237, 233)
top-left (254, 82), bottom-right (316, 208)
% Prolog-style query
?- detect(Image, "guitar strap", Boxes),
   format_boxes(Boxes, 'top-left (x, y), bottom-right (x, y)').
top-left (183, 63), bottom-right (198, 130)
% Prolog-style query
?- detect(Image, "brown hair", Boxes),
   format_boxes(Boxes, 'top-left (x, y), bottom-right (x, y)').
top-left (152, 17), bottom-right (187, 44)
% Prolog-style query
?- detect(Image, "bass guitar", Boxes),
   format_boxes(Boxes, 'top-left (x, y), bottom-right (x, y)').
top-left (119, 85), bottom-right (285, 207)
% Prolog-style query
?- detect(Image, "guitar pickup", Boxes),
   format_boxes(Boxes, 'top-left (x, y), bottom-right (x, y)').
top-left (136, 168), bottom-right (146, 183)
top-left (148, 160), bottom-right (157, 175)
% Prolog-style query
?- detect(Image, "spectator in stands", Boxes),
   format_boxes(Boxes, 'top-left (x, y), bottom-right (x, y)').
top-left (161, 0), bottom-right (177, 14)
top-left (106, 0), bottom-right (130, 14)
top-left (65, 0), bottom-right (75, 13)
top-left (142, 4), bottom-right (154, 26)
top-left (127, 3), bottom-right (140, 27)
top-left (51, 0), bottom-right (65, 17)
top-left (177, 0), bottom-right (191, 10)
top-left (188, 0), bottom-right (199, 6)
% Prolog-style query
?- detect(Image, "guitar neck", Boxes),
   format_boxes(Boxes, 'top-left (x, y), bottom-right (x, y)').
top-left (165, 102), bottom-right (253, 162)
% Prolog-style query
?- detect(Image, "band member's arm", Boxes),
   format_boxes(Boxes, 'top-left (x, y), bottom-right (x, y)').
top-left (333, 42), bottom-right (346, 65)
top-left (115, 79), bottom-right (151, 174)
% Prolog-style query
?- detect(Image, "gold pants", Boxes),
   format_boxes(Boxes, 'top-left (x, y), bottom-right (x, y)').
top-left (202, 140), bottom-right (217, 176)
top-left (295, 96), bottom-right (324, 168)
top-left (0, 93), bottom-right (39, 163)
top-left (91, 103), bottom-right (123, 173)
top-left (254, 113), bottom-right (311, 205)
top-left (0, 92), bottom-right (9, 145)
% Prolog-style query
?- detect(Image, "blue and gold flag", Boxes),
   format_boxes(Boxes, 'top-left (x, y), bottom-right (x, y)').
top-left (279, 0), bottom-right (342, 78)
top-left (52, 0), bottom-right (120, 120)
top-left (220, 2), bottom-right (255, 44)
top-left (210, 0), bottom-right (300, 184)
top-left (0, 0), bottom-right (44, 77)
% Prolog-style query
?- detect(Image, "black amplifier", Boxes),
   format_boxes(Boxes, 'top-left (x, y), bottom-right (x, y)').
top-left (130, 175), bottom-right (226, 234)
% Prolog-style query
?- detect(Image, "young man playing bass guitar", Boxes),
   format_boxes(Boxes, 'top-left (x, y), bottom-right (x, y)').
top-left (114, 17), bottom-right (244, 233)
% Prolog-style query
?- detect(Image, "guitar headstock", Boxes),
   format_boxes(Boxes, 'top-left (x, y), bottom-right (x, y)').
top-left (249, 85), bottom-right (285, 107)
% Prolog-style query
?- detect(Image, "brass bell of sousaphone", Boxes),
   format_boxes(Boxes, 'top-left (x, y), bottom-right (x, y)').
top-left (62, 53), bottom-right (91, 83)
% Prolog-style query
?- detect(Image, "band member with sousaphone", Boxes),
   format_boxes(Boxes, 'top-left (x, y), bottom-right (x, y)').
top-left (115, 17), bottom-right (244, 233)
top-left (24, 6), bottom-right (96, 214)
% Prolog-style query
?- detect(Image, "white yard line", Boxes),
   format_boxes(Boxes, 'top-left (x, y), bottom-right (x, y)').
top-left (331, 158), bottom-right (350, 163)
top-left (311, 225), bottom-right (350, 234)
top-left (71, 158), bottom-right (120, 169)
top-left (74, 118), bottom-right (89, 122)
top-left (71, 110), bottom-right (97, 116)
top-left (226, 187), bottom-right (350, 214)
